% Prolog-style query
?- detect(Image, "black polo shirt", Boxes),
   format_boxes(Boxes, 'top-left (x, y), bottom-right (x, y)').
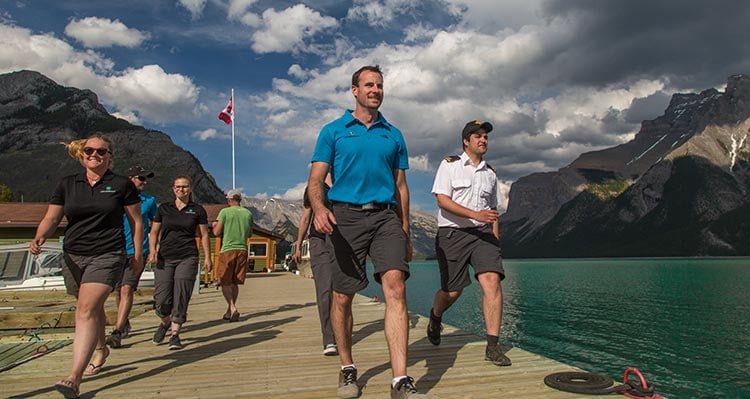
top-left (50, 170), bottom-right (140, 256)
top-left (154, 201), bottom-right (207, 259)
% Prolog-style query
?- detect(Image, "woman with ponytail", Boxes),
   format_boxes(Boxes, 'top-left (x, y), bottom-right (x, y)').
top-left (148, 175), bottom-right (212, 350)
top-left (30, 134), bottom-right (143, 399)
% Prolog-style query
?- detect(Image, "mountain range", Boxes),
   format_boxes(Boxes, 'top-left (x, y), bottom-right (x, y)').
top-left (499, 75), bottom-right (750, 257)
top-left (2, 70), bottom-right (748, 258)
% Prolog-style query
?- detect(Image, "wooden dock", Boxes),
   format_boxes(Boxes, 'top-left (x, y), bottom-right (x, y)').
top-left (0, 272), bottom-right (597, 398)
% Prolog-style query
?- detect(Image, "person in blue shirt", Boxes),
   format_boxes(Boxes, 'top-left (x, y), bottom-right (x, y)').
top-left (106, 165), bottom-right (157, 349)
top-left (308, 65), bottom-right (425, 399)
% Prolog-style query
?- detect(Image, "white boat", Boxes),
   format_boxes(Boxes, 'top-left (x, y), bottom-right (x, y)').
top-left (0, 243), bottom-right (154, 291)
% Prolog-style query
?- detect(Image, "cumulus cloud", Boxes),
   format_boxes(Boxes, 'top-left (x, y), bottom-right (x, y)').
top-left (497, 179), bottom-right (512, 212)
top-left (103, 65), bottom-right (201, 124)
top-left (64, 17), bottom-right (149, 48)
top-left (228, 0), bottom-right (259, 21)
top-left (0, 23), bottom-right (201, 125)
top-left (346, 0), bottom-right (406, 27)
top-left (250, 4), bottom-right (338, 54)
top-left (244, 0), bottom-right (750, 184)
top-left (178, 0), bottom-right (208, 20)
top-left (112, 110), bottom-right (140, 124)
top-left (276, 181), bottom-right (307, 200)
top-left (192, 128), bottom-right (230, 140)
top-left (409, 154), bottom-right (430, 172)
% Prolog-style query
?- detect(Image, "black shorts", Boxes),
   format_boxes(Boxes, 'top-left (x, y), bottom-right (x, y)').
top-left (328, 203), bottom-right (409, 294)
top-left (435, 224), bottom-right (504, 292)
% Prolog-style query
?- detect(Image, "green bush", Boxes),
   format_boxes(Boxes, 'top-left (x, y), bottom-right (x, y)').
top-left (586, 180), bottom-right (630, 199)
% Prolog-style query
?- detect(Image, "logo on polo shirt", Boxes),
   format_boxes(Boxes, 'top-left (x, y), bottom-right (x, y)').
top-left (185, 208), bottom-right (196, 214)
top-left (100, 186), bottom-right (117, 193)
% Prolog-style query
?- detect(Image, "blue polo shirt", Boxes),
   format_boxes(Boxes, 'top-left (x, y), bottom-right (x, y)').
top-left (311, 110), bottom-right (409, 205)
top-left (123, 191), bottom-right (157, 256)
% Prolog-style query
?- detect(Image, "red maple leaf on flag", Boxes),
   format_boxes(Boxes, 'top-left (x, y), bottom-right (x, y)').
top-left (218, 96), bottom-right (233, 124)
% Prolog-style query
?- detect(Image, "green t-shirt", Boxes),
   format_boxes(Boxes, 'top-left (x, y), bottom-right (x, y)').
top-left (217, 206), bottom-right (253, 252)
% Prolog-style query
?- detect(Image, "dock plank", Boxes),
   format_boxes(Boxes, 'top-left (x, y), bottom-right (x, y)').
top-left (0, 272), bottom-right (597, 398)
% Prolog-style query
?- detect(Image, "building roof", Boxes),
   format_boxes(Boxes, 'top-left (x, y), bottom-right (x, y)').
top-left (0, 202), bottom-right (67, 228)
top-left (0, 202), bottom-right (284, 241)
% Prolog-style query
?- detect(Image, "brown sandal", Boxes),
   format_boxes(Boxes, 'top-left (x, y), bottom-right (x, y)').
top-left (83, 346), bottom-right (109, 376)
top-left (54, 379), bottom-right (79, 399)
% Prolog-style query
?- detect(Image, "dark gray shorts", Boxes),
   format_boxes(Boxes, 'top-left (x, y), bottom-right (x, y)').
top-left (62, 251), bottom-right (127, 297)
top-left (116, 253), bottom-right (148, 290)
top-left (435, 224), bottom-right (504, 292)
top-left (328, 203), bottom-right (409, 294)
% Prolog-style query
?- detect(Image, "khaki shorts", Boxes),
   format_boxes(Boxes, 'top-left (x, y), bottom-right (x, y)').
top-left (62, 251), bottom-right (127, 297)
top-left (215, 249), bottom-right (249, 285)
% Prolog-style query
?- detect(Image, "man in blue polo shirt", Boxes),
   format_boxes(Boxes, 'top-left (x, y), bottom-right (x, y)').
top-left (107, 165), bottom-right (157, 348)
top-left (308, 65), bottom-right (424, 399)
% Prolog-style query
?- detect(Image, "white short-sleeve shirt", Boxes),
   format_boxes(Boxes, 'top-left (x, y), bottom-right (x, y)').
top-left (431, 152), bottom-right (498, 228)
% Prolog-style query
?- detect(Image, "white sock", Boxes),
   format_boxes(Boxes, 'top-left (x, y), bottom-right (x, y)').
top-left (341, 364), bottom-right (355, 370)
top-left (392, 376), bottom-right (407, 388)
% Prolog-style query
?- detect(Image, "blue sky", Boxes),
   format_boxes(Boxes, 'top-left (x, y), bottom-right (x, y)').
top-left (2, 0), bottom-right (750, 213)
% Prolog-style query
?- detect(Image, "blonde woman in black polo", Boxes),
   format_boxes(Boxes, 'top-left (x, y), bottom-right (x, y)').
top-left (148, 175), bottom-right (212, 350)
top-left (30, 134), bottom-right (143, 399)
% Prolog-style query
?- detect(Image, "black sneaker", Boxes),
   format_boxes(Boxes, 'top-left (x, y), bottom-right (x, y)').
top-left (390, 376), bottom-right (427, 399)
top-left (485, 344), bottom-right (512, 366)
top-left (168, 334), bottom-right (183, 350)
top-left (426, 309), bottom-right (442, 346)
top-left (105, 330), bottom-right (122, 348)
top-left (152, 323), bottom-right (169, 345)
top-left (337, 366), bottom-right (360, 398)
top-left (122, 319), bottom-right (131, 338)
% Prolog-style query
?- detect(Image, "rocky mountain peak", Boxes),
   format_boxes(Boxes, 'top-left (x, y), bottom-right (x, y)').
top-left (0, 69), bottom-right (225, 203)
top-left (500, 74), bottom-right (750, 257)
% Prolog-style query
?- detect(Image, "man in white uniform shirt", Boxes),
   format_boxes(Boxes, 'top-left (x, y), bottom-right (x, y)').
top-left (426, 120), bottom-right (511, 367)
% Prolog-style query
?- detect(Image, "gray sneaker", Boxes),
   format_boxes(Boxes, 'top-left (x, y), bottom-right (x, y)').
top-left (485, 344), bottom-right (512, 366)
top-left (105, 330), bottom-right (122, 348)
top-left (337, 366), bottom-right (360, 398)
top-left (152, 323), bottom-right (169, 345)
top-left (323, 343), bottom-right (338, 356)
top-left (391, 377), bottom-right (427, 399)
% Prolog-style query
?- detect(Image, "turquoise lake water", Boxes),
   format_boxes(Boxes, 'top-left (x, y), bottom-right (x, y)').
top-left (359, 258), bottom-right (750, 399)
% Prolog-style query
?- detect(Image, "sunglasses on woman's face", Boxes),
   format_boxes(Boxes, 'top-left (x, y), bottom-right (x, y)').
top-left (83, 147), bottom-right (111, 156)
top-left (135, 176), bottom-right (147, 182)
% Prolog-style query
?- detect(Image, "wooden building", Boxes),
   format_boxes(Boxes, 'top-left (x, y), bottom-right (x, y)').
top-left (0, 203), bottom-right (66, 245)
top-left (0, 203), bottom-right (284, 275)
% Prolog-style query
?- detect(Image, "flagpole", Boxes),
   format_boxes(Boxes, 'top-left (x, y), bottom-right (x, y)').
top-left (231, 88), bottom-right (236, 189)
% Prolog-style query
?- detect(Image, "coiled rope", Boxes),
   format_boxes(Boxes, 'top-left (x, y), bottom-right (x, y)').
top-left (544, 368), bottom-right (664, 399)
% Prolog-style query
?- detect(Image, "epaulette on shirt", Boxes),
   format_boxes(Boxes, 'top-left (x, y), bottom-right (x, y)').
top-left (486, 163), bottom-right (496, 173)
top-left (444, 155), bottom-right (460, 162)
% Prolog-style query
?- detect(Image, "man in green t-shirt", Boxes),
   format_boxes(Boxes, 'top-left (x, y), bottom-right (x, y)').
top-left (212, 189), bottom-right (253, 322)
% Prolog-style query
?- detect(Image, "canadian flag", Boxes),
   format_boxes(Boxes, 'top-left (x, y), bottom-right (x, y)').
top-left (218, 96), bottom-right (233, 124)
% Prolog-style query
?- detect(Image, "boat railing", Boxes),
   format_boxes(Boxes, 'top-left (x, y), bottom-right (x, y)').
top-left (0, 242), bottom-right (63, 284)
